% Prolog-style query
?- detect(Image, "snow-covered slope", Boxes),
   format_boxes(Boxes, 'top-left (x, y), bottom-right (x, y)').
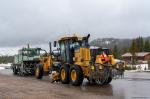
top-left (0, 44), bottom-right (49, 56)
top-left (90, 38), bottom-right (131, 49)
top-left (0, 47), bottom-right (19, 56)
top-left (90, 37), bottom-right (150, 49)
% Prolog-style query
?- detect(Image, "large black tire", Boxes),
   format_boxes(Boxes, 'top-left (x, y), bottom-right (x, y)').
top-left (104, 77), bottom-right (112, 84)
top-left (60, 65), bottom-right (70, 84)
top-left (70, 65), bottom-right (83, 86)
top-left (35, 64), bottom-right (43, 79)
top-left (18, 63), bottom-right (26, 76)
top-left (104, 69), bottom-right (112, 85)
top-left (95, 66), bottom-right (112, 85)
top-left (87, 77), bottom-right (95, 84)
top-left (12, 66), bottom-right (18, 75)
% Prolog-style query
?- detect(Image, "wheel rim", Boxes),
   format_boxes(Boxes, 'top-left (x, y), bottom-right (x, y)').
top-left (71, 69), bottom-right (77, 82)
top-left (61, 69), bottom-right (66, 80)
top-left (36, 68), bottom-right (39, 77)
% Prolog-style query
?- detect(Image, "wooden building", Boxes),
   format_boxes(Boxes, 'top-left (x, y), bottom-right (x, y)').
top-left (122, 52), bottom-right (150, 63)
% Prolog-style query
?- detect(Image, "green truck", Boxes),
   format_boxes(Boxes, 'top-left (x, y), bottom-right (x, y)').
top-left (11, 45), bottom-right (46, 76)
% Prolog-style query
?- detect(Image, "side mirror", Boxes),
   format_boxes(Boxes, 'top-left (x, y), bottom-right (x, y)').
top-left (54, 41), bottom-right (57, 47)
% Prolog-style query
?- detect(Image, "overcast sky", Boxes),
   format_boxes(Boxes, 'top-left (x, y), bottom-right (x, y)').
top-left (0, 0), bottom-right (150, 47)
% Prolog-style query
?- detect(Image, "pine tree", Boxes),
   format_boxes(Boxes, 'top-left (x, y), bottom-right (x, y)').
top-left (129, 39), bottom-right (137, 65)
top-left (139, 37), bottom-right (144, 51)
top-left (122, 47), bottom-right (129, 54)
top-left (144, 39), bottom-right (150, 52)
top-left (113, 45), bottom-right (120, 59)
top-left (135, 36), bottom-right (144, 52)
top-left (130, 39), bottom-right (137, 54)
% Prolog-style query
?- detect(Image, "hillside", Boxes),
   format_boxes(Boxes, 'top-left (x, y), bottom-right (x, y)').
top-left (90, 36), bottom-right (150, 50)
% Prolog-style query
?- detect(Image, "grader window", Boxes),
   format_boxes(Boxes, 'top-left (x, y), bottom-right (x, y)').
top-left (102, 49), bottom-right (110, 55)
top-left (70, 39), bottom-right (88, 49)
top-left (70, 42), bottom-right (80, 49)
top-left (60, 42), bottom-right (66, 62)
top-left (21, 49), bottom-right (41, 57)
top-left (22, 51), bottom-right (28, 56)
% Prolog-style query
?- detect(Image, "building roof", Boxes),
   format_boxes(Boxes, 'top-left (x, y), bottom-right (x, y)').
top-left (122, 52), bottom-right (150, 57)
top-left (135, 52), bottom-right (150, 57)
top-left (122, 53), bottom-right (132, 57)
top-left (58, 34), bottom-right (86, 42)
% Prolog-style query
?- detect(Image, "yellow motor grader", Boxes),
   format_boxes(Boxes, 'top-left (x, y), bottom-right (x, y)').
top-left (90, 47), bottom-right (117, 84)
top-left (35, 34), bottom-right (117, 86)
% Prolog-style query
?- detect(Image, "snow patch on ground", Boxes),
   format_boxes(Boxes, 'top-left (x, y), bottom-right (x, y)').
top-left (0, 63), bottom-right (11, 67)
top-left (0, 63), bottom-right (11, 69)
top-left (0, 67), bottom-right (5, 70)
top-left (127, 64), bottom-right (148, 71)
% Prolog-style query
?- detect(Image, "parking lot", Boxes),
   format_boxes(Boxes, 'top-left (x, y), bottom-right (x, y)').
top-left (0, 69), bottom-right (150, 99)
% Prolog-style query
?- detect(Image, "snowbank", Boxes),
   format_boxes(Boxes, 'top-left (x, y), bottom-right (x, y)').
top-left (127, 64), bottom-right (148, 71)
top-left (135, 64), bottom-right (148, 71)
top-left (0, 63), bottom-right (12, 69)
top-left (0, 67), bottom-right (5, 70)
top-left (0, 63), bottom-right (11, 67)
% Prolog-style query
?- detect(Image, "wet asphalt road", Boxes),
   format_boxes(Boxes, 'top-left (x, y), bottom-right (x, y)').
top-left (0, 69), bottom-right (150, 99)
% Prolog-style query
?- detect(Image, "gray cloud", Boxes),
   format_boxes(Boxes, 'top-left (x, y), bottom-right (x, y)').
top-left (0, 0), bottom-right (150, 47)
